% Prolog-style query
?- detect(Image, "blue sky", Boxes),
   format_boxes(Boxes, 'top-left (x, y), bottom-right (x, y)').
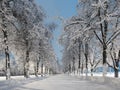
top-left (35, 0), bottom-right (78, 61)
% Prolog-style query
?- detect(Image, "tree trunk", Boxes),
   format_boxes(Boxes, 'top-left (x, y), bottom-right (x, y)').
top-left (5, 45), bottom-right (10, 80)
top-left (81, 63), bottom-right (83, 75)
top-left (72, 57), bottom-right (75, 75)
top-left (24, 49), bottom-right (30, 78)
top-left (103, 46), bottom-right (107, 77)
top-left (24, 63), bottom-right (29, 78)
top-left (114, 59), bottom-right (119, 78)
top-left (34, 66), bottom-right (37, 77)
top-left (2, 16), bottom-right (11, 80)
top-left (41, 63), bottom-right (43, 77)
top-left (78, 38), bottom-right (81, 74)
top-left (91, 65), bottom-right (93, 76)
top-left (68, 64), bottom-right (71, 74)
top-left (97, 0), bottom-right (108, 77)
top-left (102, 1), bottom-right (108, 77)
top-left (1, 0), bottom-right (11, 79)
top-left (85, 43), bottom-right (88, 77)
top-left (45, 66), bottom-right (48, 74)
top-left (35, 61), bottom-right (39, 77)
top-left (114, 68), bottom-right (118, 78)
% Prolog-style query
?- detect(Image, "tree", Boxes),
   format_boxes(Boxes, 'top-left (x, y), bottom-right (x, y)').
top-left (107, 39), bottom-right (120, 78)
top-left (0, 0), bottom-right (17, 80)
top-left (60, 0), bottom-right (120, 78)
top-left (88, 0), bottom-right (120, 76)
top-left (0, 0), bottom-right (58, 79)
top-left (11, 0), bottom-right (45, 78)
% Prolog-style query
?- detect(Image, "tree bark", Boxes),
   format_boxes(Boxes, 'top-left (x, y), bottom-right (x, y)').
top-left (35, 61), bottom-right (39, 77)
top-left (114, 59), bottom-right (119, 78)
top-left (114, 68), bottom-right (118, 78)
top-left (91, 65), bottom-right (93, 76)
top-left (85, 43), bottom-right (88, 77)
top-left (81, 63), bottom-right (84, 75)
top-left (68, 64), bottom-right (71, 74)
top-left (24, 41), bottom-right (30, 78)
top-left (5, 42), bottom-right (10, 80)
top-left (102, 1), bottom-right (108, 77)
top-left (72, 57), bottom-right (75, 74)
top-left (2, 15), bottom-right (11, 80)
top-left (103, 46), bottom-right (107, 77)
top-left (41, 63), bottom-right (43, 77)
top-left (78, 38), bottom-right (81, 74)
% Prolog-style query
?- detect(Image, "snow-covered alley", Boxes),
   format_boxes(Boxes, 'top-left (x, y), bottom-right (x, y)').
top-left (0, 75), bottom-right (118, 90)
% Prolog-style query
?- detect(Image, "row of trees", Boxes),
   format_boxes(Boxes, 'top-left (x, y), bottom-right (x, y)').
top-left (0, 0), bottom-right (59, 80)
top-left (60, 0), bottom-right (120, 78)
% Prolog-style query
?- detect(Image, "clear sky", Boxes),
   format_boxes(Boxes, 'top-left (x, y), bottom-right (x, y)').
top-left (35, 0), bottom-right (78, 61)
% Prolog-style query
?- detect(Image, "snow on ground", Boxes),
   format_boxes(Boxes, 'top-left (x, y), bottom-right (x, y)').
top-left (87, 72), bottom-right (120, 77)
top-left (0, 74), bottom-right (119, 90)
top-left (70, 72), bottom-right (120, 78)
top-left (0, 75), bottom-right (46, 90)
top-left (70, 72), bottom-right (120, 88)
top-left (0, 74), bottom-right (120, 90)
top-left (0, 75), bottom-right (44, 81)
top-left (15, 74), bottom-right (120, 90)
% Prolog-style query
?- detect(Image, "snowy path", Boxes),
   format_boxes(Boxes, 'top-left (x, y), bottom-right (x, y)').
top-left (14, 75), bottom-right (118, 90)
